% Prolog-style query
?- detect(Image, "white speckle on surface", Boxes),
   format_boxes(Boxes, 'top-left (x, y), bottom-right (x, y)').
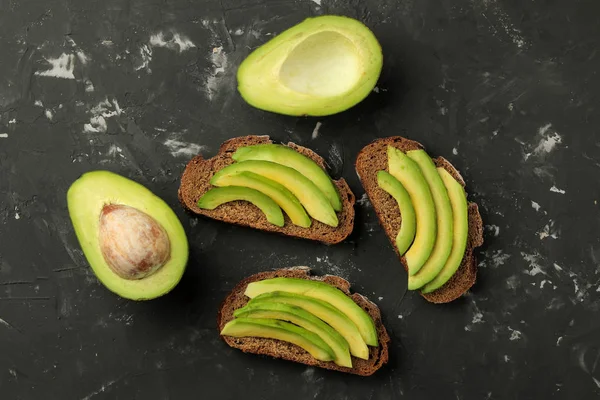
top-left (506, 275), bottom-right (519, 289)
top-left (538, 221), bottom-right (559, 240)
top-left (232, 28), bottom-right (244, 36)
top-left (378, 296), bottom-right (383, 301)
top-left (34, 100), bottom-right (43, 107)
top-left (508, 103), bottom-right (514, 111)
top-left (85, 80), bottom-right (95, 92)
top-left (440, 107), bottom-right (448, 116)
top-left (81, 379), bottom-right (118, 400)
top-left (45, 109), bottom-right (53, 121)
top-left (76, 51), bottom-right (89, 65)
top-left (556, 336), bottom-right (563, 346)
top-left (35, 53), bottom-right (76, 79)
top-left (452, 147), bottom-right (458, 155)
top-left (314, 255), bottom-right (347, 277)
top-left (472, 312), bottom-right (484, 324)
top-left (8, 118), bottom-right (16, 124)
top-left (533, 124), bottom-right (562, 155)
top-left (398, 315), bottom-right (403, 319)
top-left (553, 263), bottom-right (563, 272)
top-left (83, 98), bottom-right (122, 133)
top-left (135, 44), bottom-right (153, 72)
top-left (504, 355), bottom-right (510, 362)
top-left (9, 368), bottom-right (17, 378)
top-left (531, 201), bottom-right (541, 211)
top-left (0, 133), bottom-right (8, 138)
top-left (205, 46), bottom-right (229, 100)
top-left (483, 250), bottom-right (511, 268)
top-left (521, 252), bottom-right (546, 276)
top-left (311, 122), bottom-right (322, 140)
top-left (478, 0), bottom-right (528, 48)
top-left (508, 327), bottom-right (522, 341)
top-left (163, 139), bottom-right (205, 158)
top-left (372, 86), bottom-right (380, 93)
top-left (101, 40), bottom-right (114, 47)
top-left (492, 129), bottom-right (499, 136)
top-left (150, 31), bottom-right (196, 53)
top-left (485, 224), bottom-right (500, 237)
top-left (311, 0), bottom-right (321, 5)
top-left (540, 280), bottom-right (552, 289)
top-left (14, 213), bottom-right (20, 220)
top-left (550, 185), bottom-right (566, 194)
top-left (356, 193), bottom-right (371, 207)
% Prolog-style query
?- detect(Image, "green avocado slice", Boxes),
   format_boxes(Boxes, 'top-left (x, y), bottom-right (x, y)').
top-left (387, 146), bottom-right (436, 275)
top-left (211, 171), bottom-right (311, 228)
top-left (237, 15), bottom-right (383, 116)
top-left (197, 186), bottom-right (284, 227)
top-left (234, 302), bottom-right (352, 368)
top-left (220, 318), bottom-right (335, 362)
top-left (245, 277), bottom-right (378, 347)
top-left (232, 144), bottom-right (342, 212)
top-left (247, 291), bottom-right (369, 360)
top-left (67, 170), bottom-right (188, 300)
top-left (421, 168), bottom-right (469, 293)
top-left (377, 170), bottom-right (417, 255)
top-left (406, 150), bottom-right (454, 290)
top-left (211, 160), bottom-right (338, 227)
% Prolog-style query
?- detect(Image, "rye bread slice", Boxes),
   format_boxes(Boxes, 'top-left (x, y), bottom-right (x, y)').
top-left (355, 137), bottom-right (484, 304)
top-left (217, 267), bottom-right (390, 376)
top-left (178, 135), bottom-right (355, 245)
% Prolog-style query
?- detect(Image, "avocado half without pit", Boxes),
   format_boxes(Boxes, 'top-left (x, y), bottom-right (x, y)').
top-left (67, 171), bottom-right (188, 300)
top-left (237, 15), bottom-right (383, 116)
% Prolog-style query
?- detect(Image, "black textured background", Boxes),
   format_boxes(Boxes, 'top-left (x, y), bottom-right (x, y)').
top-left (1, 0), bottom-right (600, 399)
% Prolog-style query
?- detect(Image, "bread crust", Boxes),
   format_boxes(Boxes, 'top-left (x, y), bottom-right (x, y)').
top-left (355, 137), bottom-right (484, 303)
top-left (178, 136), bottom-right (355, 244)
top-left (217, 267), bottom-right (391, 376)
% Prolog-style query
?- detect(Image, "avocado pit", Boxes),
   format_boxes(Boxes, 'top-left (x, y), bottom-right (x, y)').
top-left (99, 204), bottom-right (171, 280)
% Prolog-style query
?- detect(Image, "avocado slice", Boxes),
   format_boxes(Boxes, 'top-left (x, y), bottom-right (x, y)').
top-left (245, 277), bottom-right (378, 347)
top-left (237, 15), bottom-right (383, 116)
top-left (220, 318), bottom-right (334, 362)
top-left (421, 168), bottom-right (469, 293)
top-left (247, 291), bottom-right (369, 360)
top-left (377, 170), bottom-right (417, 255)
top-left (210, 171), bottom-right (311, 228)
top-left (387, 146), bottom-right (436, 275)
top-left (197, 186), bottom-right (284, 227)
top-left (234, 302), bottom-right (352, 367)
top-left (406, 150), bottom-right (454, 290)
top-left (211, 160), bottom-right (338, 227)
top-left (67, 170), bottom-right (188, 300)
top-left (232, 144), bottom-right (342, 212)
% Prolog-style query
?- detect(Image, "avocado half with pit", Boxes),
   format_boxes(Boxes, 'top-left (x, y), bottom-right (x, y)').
top-left (67, 171), bottom-right (188, 300)
top-left (237, 15), bottom-right (383, 116)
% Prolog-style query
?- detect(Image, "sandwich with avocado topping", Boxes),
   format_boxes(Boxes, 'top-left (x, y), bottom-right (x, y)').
top-left (178, 135), bottom-right (355, 244)
top-left (217, 267), bottom-right (390, 376)
top-left (355, 137), bottom-right (484, 303)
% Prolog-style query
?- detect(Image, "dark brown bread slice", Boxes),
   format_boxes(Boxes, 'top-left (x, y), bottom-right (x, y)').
top-left (355, 137), bottom-right (484, 303)
top-left (217, 267), bottom-right (391, 376)
top-left (178, 135), bottom-right (355, 245)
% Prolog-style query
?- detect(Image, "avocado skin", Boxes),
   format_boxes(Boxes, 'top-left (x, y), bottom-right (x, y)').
top-left (406, 150), bottom-right (454, 290)
top-left (421, 168), bottom-right (469, 293)
top-left (232, 144), bottom-right (342, 212)
top-left (234, 301), bottom-right (352, 367)
top-left (245, 277), bottom-right (378, 347)
top-left (220, 317), bottom-right (335, 362)
top-left (67, 170), bottom-right (188, 300)
top-left (237, 15), bottom-right (383, 117)
top-left (377, 170), bottom-right (417, 255)
top-left (387, 146), bottom-right (437, 276)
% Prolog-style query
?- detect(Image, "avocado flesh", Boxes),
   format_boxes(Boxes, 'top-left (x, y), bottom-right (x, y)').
top-left (211, 160), bottom-right (338, 227)
top-left (220, 318), bottom-right (334, 362)
top-left (406, 150), bottom-right (454, 290)
top-left (247, 292), bottom-right (369, 360)
top-left (197, 186), bottom-right (284, 227)
top-left (245, 277), bottom-right (378, 347)
top-left (232, 144), bottom-right (342, 212)
top-left (211, 171), bottom-right (311, 228)
top-left (67, 170), bottom-right (188, 300)
top-left (377, 170), bottom-right (417, 255)
top-left (422, 168), bottom-right (469, 293)
top-left (237, 15), bottom-right (383, 116)
top-left (387, 146), bottom-right (436, 275)
top-left (234, 302), bottom-right (352, 367)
